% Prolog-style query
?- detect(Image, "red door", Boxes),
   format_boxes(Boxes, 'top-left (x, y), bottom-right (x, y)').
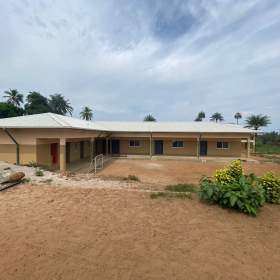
top-left (50, 143), bottom-right (58, 165)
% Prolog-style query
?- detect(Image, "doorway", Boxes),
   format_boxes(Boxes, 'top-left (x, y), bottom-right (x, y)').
top-left (111, 139), bottom-right (120, 154)
top-left (154, 140), bottom-right (163, 155)
top-left (200, 141), bottom-right (208, 156)
top-left (50, 143), bottom-right (58, 165)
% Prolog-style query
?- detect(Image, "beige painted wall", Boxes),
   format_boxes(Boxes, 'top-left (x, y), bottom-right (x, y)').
top-left (118, 138), bottom-right (150, 155)
top-left (206, 139), bottom-right (242, 157)
top-left (163, 139), bottom-right (197, 156)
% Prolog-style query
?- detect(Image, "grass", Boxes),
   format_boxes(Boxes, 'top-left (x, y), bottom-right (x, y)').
top-left (150, 183), bottom-right (197, 199)
top-left (150, 191), bottom-right (192, 199)
top-left (165, 183), bottom-right (197, 193)
top-left (256, 143), bottom-right (280, 154)
top-left (124, 175), bottom-right (140, 181)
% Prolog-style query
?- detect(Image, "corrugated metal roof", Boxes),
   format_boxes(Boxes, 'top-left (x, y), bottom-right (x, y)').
top-left (96, 121), bottom-right (255, 133)
top-left (0, 113), bottom-right (105, 131)
top-left (0, 113), bottom-right (255, 133)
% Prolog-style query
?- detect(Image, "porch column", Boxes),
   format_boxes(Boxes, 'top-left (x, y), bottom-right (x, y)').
top-left (60, 138), bottom-right (66, 172)
top-left (90, 138), bottom-right (94, 161)
top-left (150, 133), bottom-right (152, 158)
top-left (247, 138), bottom-right (250, 158)
top-left (106, 138), bottom-right (109, 155)
top-left (196, 137), bottom-right (200, 159)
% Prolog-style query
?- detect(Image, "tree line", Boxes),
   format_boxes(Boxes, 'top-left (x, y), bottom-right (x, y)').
top-left (0, 89), bottom-right (93, 120)
top-left (1, 89), bottom-right (271, 130)
top-left (192, 111), bottom-right (270, 130)
top-left (143, 111), bottom-right (271, 130)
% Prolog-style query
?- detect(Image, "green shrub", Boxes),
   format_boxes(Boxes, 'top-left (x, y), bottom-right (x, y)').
top-left (165, 184), bottom-right (197, 193)
top-left (259, 172), bottom-right (280, 204)
top-left (199, 175), bottom-right (265, 216)
top-left (35, 169), bottom-right (44, 177)
top-left (214, 160), bottom-right (243, 185)
top-left (125, 175), bottom-right (140, 181)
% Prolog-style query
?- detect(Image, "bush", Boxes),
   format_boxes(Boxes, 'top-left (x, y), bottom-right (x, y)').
top-left (35, 169), bottom-right (44, 177)
top-left (214, 160), bottom-right (243, 185)
top-left (199, 175), bottom-right (265, 216)
top-left (259, 172), bottom-right (280, 204)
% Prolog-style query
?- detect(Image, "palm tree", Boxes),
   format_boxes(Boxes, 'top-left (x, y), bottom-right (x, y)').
top-left (234, 112), bottom-right (242, 124)
top-left (143, 114), bottom-right (156, 121)
top-left (80, 106), bottom-right (93, 121)
top-left (195, 111), bottom-right (206, 121)
top-left (3, 89), bottom-right (24, 107)
top-left (49, 94), bottom-right (73, 116)
top-left (210, 112), bottom-right (224, 122)
top-left (245, 114), bottom-right (271, 130)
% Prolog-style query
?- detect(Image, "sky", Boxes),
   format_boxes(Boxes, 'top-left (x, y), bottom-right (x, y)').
top-left (0, 0), bottom-right (280, 131)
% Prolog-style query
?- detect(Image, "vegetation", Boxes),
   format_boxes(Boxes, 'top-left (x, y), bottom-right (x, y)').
top-left (245, 114), bottom-right (271, 130)
top-left (210, 112), bottom-right (224, 122)
top-left (255, 132), bottom-right (280, 154)
top-left (194, 111), bottom-right (206, 121)
top-left (199, 160), bottom-right (266, 216)
top-left (125, 175), bottom-right (140, 181)
top-left (143, 114), bottom-right (156, 121)
top-left (259, 172), bottom-right (280, 204)
top-left (151, 191), bottom-right (192, 199)
top-left (4, 89), bottom-right (24, 107)
top-left (24, 91), bottom-right (52, 115)
top-left (1, 89), bottom-right (77, 117)
top-left (165, 183), bottom-right (197, 193)
top-left (49, 94), bottom-right (73, 116)
top-left (35, 169), bottom-right (44, 176)
top-left (234, 112), bottom-right (242, 124)
top-left (80, 106), bottom-right (93, 120)
top-left (0, 102), bottom-right (24, 118)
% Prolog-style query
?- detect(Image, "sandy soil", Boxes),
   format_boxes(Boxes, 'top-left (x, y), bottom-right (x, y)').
top-left (98, 159), bottom-right (280, 186)
top-left (0, 185), bottom-right (279, 280)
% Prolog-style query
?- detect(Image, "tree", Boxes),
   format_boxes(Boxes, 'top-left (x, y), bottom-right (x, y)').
top-left (24, 91), bottom-right (52, 115)
top-left (3, 89), bottom-right (24, 107)
top-left (210, 112), bottom-right (224, 122)
top-left (143, 114), bottom-right (156, 121)
top-left (49, 94), bottom-right (73, 116)
top-left (234, 112), bottom-right (242, 124)
top-left (0, 102), bottom-right (24, 118)
top-left (195, 111), bottom-right (206, 121)
top-left (80, 106), bottom-right (93, 121)
top-left (245, 114), bottom-right (271, 130)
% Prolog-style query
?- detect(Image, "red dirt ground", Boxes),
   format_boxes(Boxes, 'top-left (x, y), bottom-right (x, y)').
top-left (0, 184), bottom-right (280, 280)
top-left (98, 159), bottom-right (280, 186)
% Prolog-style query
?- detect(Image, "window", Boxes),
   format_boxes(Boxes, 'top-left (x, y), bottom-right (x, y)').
top-left (217, 141), bottom-right (229, 149)
top-left (172, 140), bottom-right (184, 148)
top-left (129, 140), bottom-right (141, 147)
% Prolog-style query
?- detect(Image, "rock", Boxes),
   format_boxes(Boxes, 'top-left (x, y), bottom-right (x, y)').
top-left (0, 172), bottom-right (25, 184)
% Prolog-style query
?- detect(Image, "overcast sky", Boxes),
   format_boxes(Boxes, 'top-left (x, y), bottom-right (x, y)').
top-left (0, 0), bottom-right (280, 130)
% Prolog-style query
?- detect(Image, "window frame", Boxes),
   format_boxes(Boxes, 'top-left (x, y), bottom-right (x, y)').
top-left (216, 141), bottom-right (229, 149)
top-left (128, 140), bottom-right (141, 148)
top-left (172, 140), bottom-right (184, 148)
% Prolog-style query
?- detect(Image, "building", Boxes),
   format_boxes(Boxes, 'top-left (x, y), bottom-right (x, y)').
top-left (0, 113), bottom-right (255, 171)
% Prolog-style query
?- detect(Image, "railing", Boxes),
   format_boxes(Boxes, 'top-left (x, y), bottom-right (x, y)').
top-left (88, 154), bottom-right (111, 174)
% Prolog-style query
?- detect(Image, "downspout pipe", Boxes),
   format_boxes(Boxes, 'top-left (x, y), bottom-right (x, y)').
top-left (3, 128), bottom-right (20, 165)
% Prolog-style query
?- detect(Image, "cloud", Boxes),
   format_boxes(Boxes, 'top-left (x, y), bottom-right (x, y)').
top-left (0, 0), bottom-right (280, 131)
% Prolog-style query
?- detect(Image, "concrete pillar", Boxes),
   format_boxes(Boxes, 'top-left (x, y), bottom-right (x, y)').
top-left (150, 133), bottom-right (152, 158)
top-left (196, 137), bottom-right (200, 158)
top-left (60, 138), bottom-right (66, 172)
top-left (106, 138), bottom-right (109, 155)
top-left (90, 138), bottom-right (94, 161)
top-left (247, 138), bottom-right (250, 158)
